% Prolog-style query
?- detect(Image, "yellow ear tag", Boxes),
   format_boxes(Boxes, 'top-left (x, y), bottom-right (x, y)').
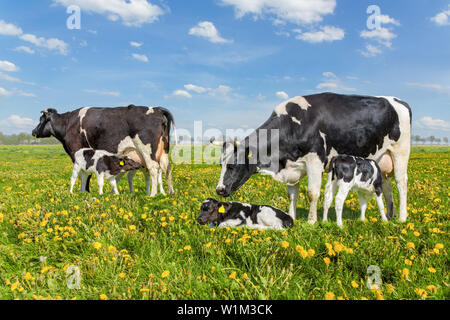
top-left (248, 152), bottom-right (253, 158)
top-left (120, 161), bottom-right (125, 166)
top-left (218, 206), bottom-right (226, 214)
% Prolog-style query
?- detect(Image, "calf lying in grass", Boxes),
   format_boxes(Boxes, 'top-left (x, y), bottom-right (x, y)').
top-left (323, 155), bottom-right (388, 227)
top-left (71, 148), bottom-right (142, 195)
top-left (197, 198), bottom-right (294, 230)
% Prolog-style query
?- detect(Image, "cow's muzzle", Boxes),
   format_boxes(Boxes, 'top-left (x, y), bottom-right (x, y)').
top-left (216, 186), bottom-right (230, 197)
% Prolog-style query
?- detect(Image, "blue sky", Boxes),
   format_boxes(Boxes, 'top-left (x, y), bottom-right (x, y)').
top-left (0, 0), bottom-right (449, 138)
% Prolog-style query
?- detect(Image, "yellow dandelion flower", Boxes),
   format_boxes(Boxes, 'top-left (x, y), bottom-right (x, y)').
top-left (427, 285), bottom-right (437, 293)
top-left (325, 292), bottom-right (335, 300)
top-left (428, 267), bottom-right (436, 273)
top-left (119, 273), bottom-right (126, 279)
top-left (281, 241), bottom-right (289, 248)
top-left (129, 225), bottom-right (136, 231)
top-left (406, 242), bottom-right (415, 249)
top-left (93, 242), bottom-right (102, 250)
top-left (99, 294), bottom-right (108, 300)
top-left (324, 257), bottom-right (331, 265)
top-left (10, 282), bottom-right (19, 291)
top-left (229, 272), bottom-right (237, 279)
top-left (351, 281), bottom-right (359, 288)
top-left (308, 249), bottom-right (315, 257)
top-left (184, 245), bottom-right (192, 251)
top-left (161, 270), bottom-right (170, 278)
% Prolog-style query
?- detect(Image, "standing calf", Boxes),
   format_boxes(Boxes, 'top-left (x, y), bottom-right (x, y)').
top-left (323, 155), bottom-right (388, 227)
top-left (71, 148), bottom-right (142, 195)
top-left (197, 198), bottom-right (294, 230)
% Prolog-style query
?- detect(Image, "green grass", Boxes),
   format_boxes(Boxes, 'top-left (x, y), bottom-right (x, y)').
top-left (0, 145), bottom-right (448, 300)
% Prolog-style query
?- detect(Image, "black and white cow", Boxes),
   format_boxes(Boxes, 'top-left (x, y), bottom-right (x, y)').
top-left (32, 105), bottom-right (177, 196)
top-left (215, 93), bottom-right (411, 224)
top-left (323, 155), bottom-right (387, 227)
top-left (71, 148), bottom-right (142, 195)
top-left (197, 198), bottom-right (294, 230)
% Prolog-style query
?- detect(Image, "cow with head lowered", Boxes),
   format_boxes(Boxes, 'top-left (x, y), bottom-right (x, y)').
top-left (215, 92), bottom-right (412, 224)
top-left (32, 105), bottom-right (176, 196)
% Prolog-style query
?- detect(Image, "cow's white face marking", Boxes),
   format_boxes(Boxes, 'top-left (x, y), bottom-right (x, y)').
top-left (216, 143), bottom-right (235, 190)
top-left (146, 107), bottom-right (155, 115)
top-left (292, 117), bottom-right (301, 125)
top-left (274, 96), bottom-right (311, 117)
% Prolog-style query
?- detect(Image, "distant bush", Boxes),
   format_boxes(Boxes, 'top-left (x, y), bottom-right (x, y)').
top-left (0, 132), bottom-right (59, 145)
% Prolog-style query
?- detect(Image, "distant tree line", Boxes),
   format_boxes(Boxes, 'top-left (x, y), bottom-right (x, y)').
top-left (412, 135), bottom-right (448, 145)
top-left (0, 132), bottom-right (59, 145)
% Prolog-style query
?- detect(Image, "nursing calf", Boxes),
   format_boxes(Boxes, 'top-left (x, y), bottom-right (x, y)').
top-left (197, 198), bottom-right (294, 230)
top-left (71, 148), bottom-right (141, 195)
top-left (323, 155), bottom-right (388, 227)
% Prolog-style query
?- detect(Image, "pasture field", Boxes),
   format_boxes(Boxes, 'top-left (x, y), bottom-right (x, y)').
top-left (0, 145), bottom-right (448, 300)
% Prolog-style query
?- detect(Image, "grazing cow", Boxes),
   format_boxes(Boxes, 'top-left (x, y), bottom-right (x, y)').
top-left (71, 148), bottom-right (142, 195)
top-left (197, 198), bottom-right (294, 230)
top-left (215, 92), bottom-right (411, 223)
top-left (323, 155), bottom-right (387, 227)
top-left (32, 105), bottom-right (177, 196)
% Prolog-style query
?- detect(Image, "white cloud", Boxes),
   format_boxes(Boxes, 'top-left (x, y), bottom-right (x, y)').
top-left (316, 72), bottom-right (356, 92)
top-left (0, 20), bottom-right (68, 54)
top-left (220, 0), bottom-right (336, 25)
top-left (0, 87), bottom-right (12, 96)
top-left (276, 91), bottom-right (289, 100)
top-left (0, 20), bottom-right (23, 36)
top-left (171, 90), bottom-right (192, 99)
top-left (210, 85), bottom-right (232, 97)
top-left (132, 53), bottom-right (149, 62)
top-left (377, 14), bottom-right (400, 26)
top-left (0, 72), bottom-right (20, 83)
top-left (416, 117), bottom-right (450, 132)
top-left (431, 5), bottom-right (450, 26)
top-left (189, 21), bottom-right (232, 44)
top-left (405, 82), bottom-right (444, 90)
top-left (323, 71), bottom-right (337, 78)
top-left (0, 115), bottom-right (38, 134)
top-left (84, 89), bottom-right (120, 96)
top-left (52, 0), bottom-right (165, 27)
top-left (0, 61), bottom-right (19, 72)
top-left (360, 44), bottom-right (383, 57)
top-left (184, 84), bottom-right (210, 93)
top-left (130, 41), bottom-right (143, 47)
top-left (19, 34), bottom-right (69, 55)
top-left (14, 46), bottom-right (35, 54)
top-left (295, 26), bottom-right (344, 43)
top-left (360, 27), bottom-right (396, 48)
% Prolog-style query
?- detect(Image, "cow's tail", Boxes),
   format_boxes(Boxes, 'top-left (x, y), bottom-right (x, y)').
top-left (158, 107), bottom-right (178, 146)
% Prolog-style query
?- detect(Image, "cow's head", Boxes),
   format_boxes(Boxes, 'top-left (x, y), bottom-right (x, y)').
top-left (197, 198), bottom-right (228, 226)
top-left (214, 138), bottom-right (258, 197)
top-left (32, 109), bottom-right (58, 138)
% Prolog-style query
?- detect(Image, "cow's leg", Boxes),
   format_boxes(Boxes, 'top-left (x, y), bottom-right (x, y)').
top-left (80, 172), bottom-right (88, 193)
top-left (127, 170), bottom-right (137, 194)
top-left (382, 178), bottom-right (395, 220)
top-left (306, 156), bottom-right (324, 224)
top-left (158, 169), bottom-right (166, 195)
top-left (70, 166), bottom-right (80, 194)
top-left (358, 192), bottom-right (368, 222)
top-left (323, 178), bottom-right (337, 222)
top-left (392, 152), bottom-right (409, 222)
top-left (376, 194), bottom-right (388, 222)
top-left (85, 175), bottom-right (92, 193)
top-left (334, 183), bottom-right (351, 227)
top-left (109, 178), bottom-right (119, 195)
top-left (160, 152), bottom-right (174, 195)
top-left (97, 174), bottom-right (104, 195)
top-left (148, 167), bottom-right (159, 197)
top-left (112, 172), bottom-right (125, 194)
top-left (287, 184), bottom-right (299, 220)
top-left (143, 169), bottom-right (151, 195)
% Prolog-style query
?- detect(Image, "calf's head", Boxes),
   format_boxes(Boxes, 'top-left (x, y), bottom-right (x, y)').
top-left (32, 109), bottom-right (58, 138)
top-left (197, 198), bottom-right (229, 226)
